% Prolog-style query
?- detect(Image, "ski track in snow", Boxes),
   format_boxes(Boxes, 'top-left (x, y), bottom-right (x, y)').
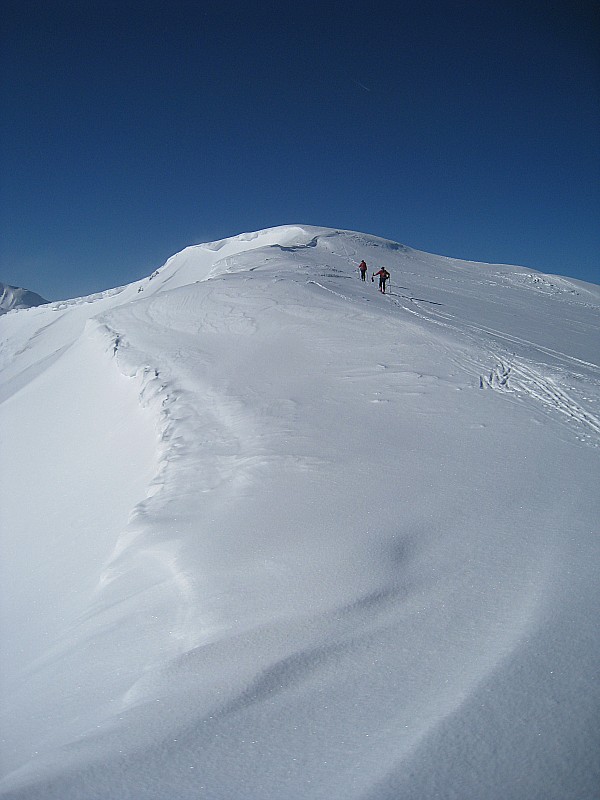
top-left (478, 358), bottom-right (600, 438)
top-left (1, 226), bottom-right (599, 800)
top-left (385, 285), bottom-right (600, 446)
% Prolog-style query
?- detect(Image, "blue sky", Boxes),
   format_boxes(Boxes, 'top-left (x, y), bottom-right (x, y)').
top-left (1, 0), bottom-right (598, 300)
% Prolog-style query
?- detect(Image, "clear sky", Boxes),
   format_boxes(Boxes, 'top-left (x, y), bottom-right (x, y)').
top-left (1, 0), bottom-right (599, 301)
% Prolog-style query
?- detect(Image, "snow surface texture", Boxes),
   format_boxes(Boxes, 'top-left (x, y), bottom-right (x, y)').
top-left (1, 226), bottom-right (599, 799)
top-left (0, 283), bottom-right (47, 316)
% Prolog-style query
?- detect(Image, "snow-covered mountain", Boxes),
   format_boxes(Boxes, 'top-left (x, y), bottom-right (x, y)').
top-left (1, 225), bottom-right (599, 800)
top-left (0, 282), bottom-right (47, 315)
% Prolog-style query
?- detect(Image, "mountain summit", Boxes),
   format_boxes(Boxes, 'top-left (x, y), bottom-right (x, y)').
top-left (0, 281), bottom-right (47, 315)
top-left (1, 226), bottom-right (599, 799)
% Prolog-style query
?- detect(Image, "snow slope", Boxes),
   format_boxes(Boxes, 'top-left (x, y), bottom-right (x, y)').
top-left (1, 226), bottom-right (599, 799)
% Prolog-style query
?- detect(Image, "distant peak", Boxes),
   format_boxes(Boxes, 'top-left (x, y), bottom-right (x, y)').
top-left (0, 282), bottom-right (48, 315)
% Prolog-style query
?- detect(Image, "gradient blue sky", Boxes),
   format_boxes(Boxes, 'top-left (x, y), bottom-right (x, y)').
top-left (1, 0), bottom-right (599, 300)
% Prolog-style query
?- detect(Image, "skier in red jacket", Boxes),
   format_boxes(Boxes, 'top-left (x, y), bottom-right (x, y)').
top-left (358, 260), bottom-right (368, 281)
top-left (373, 268), bottom-right (390, 293)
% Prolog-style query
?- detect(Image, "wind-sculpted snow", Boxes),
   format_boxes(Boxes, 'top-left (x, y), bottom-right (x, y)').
top-left (0, 226), bottom-right (599, 799)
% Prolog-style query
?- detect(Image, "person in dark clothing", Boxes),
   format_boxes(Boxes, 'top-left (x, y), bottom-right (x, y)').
top-left (373, 268), bottom-right (390, 293)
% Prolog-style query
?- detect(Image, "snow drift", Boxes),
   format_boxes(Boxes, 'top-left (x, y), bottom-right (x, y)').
top-left (0, 226), bottom-right (599, 799)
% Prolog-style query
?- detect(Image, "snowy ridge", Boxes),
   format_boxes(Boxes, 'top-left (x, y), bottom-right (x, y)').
top-left (1, 226), bottom-right (599, 799)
